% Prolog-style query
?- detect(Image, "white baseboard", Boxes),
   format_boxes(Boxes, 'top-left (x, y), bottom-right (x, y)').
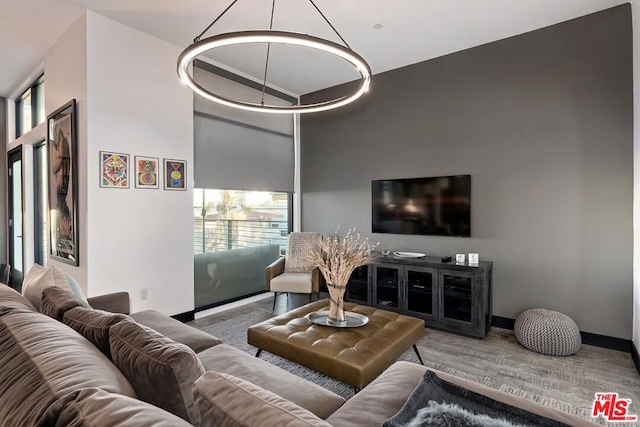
top-left (194, 293), bottom-right (273, 319)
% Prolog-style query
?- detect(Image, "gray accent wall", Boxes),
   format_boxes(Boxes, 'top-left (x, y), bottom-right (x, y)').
top-left (301, 5), bottom-right (633, 338)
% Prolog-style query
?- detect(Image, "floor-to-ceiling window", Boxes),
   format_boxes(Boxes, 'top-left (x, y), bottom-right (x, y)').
top-left (193, 189), bottom-right (291, 309)
top-left (7, 148), bottom-right (23, 288)
top-left (193, 60), bottom-right (296, 310)
top-left (33, 142), bottom-right (48, 266)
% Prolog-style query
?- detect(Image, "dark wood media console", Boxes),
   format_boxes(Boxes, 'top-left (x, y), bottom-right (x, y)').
top-left (345, 254), bottom-right (493, 338)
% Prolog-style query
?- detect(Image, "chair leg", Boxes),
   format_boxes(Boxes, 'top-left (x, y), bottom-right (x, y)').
top-left (272, 292), bottom-right (278, 311)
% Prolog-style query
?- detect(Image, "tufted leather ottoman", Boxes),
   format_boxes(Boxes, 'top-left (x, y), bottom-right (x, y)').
top-left (247, 299), bottom-right (425, 389)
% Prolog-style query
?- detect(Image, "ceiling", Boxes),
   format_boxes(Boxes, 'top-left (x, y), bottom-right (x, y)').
top-left (0, 0), bottom-right (628, 97)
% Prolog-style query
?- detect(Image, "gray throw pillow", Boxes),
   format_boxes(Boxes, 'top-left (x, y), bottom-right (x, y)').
top-left (41, 286), bottom-right (91, 322)
top-left (63, 306), bottom-right (131, 360)
top-left (109, 321), bottom-right (205, 423)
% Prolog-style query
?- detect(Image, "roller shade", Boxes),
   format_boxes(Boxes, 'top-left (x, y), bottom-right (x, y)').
top-left (193, 62), bottom-right (295, 192)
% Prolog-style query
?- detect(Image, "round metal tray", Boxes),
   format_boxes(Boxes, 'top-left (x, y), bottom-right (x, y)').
top-left (307, 311), bottom-right (369, 328)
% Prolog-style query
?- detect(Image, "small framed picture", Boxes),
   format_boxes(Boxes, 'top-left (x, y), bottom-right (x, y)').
top-left (100, 151), bottom-right (130, 188)
top-left (134, 156), bottom-right (159, 189)
top-left (163, 158), bottom-right (187, 191)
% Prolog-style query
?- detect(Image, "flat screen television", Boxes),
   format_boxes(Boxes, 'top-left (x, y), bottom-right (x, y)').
top-left (372, 175), bottom-right (471, 237)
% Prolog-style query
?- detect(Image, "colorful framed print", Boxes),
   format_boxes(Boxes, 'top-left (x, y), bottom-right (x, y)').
top-left (47, 99), bottom-right (79, 266)
top-left (100, 151), bottom-right (130, 188)
top-left (134, 156), bottom-right (159, 189)
top-left (163, 159), bottom-right (187, 191)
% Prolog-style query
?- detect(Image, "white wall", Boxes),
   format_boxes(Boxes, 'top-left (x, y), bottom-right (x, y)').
top-left (44, 13), bottom-right (89, 293)
top-left (85, 12), bottom-right (194, 315)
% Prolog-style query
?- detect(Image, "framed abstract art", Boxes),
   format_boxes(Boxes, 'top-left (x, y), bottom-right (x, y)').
top-left (163, 158), bottom-right (187, 191)
top-left (100, 151), bottom-right (130, 189)
top-left (134, 156), bottom-right (159, 189)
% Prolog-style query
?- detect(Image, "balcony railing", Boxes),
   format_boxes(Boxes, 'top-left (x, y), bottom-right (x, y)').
top-left (194, 218), bottom-right (288, 255)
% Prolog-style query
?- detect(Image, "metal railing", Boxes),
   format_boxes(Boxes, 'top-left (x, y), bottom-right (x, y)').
top-left (194, 218), bottom-right (288, 255)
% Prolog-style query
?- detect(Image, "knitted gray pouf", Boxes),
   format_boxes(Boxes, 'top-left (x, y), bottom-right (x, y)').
top-left (514, 309), bottom-right (581, 356)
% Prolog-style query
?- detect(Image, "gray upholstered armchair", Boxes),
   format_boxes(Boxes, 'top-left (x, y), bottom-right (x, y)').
top-left (265, 232), bottom-right (325, 310)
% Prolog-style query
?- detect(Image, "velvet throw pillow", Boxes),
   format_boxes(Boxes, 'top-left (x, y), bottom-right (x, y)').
top-left (41, 286), bottom-right (91, 322)
top-left (109, 321), bottom-right (205, 423)
top-left (63, 306), bottom-right (131, 359)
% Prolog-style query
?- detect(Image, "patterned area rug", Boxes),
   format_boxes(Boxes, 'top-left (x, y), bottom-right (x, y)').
top-left (190, 307), bottom-right (640, 426)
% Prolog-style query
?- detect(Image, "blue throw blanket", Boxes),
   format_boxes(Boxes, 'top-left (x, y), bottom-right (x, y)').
top-left (383, 371), bottom-right (569, 427)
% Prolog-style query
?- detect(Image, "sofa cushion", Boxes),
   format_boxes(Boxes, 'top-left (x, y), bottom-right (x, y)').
top-left (55, 388), bottom-right (192, 427)
top-left (193, 371), bottom-right (332, 427)
top-left (0, 307), bottom-right (135, 426)
top-left (197, 343), bottom-right (345, 420)
top-left (22, 264), bottom-right (87, 310)
top-left (131, 309), bottom-right (221, 353)
top-left (0, 284), bottom-right (36, 311)
top-left (63, 306), bottom-right (131, 359)
top-left (269, 272), bottom-right (313, 293)
top-left (109, 320), bottom-right (205, 423)
top-left (41, 286), bottom-right (91, 322)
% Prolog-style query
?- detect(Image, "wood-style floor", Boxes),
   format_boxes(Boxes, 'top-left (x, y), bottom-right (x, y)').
top-left (191, 292), bottom-right (640, 425)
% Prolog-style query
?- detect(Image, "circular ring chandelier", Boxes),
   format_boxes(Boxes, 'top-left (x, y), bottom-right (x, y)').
top-left (177, 0), bottom-right (372, 114)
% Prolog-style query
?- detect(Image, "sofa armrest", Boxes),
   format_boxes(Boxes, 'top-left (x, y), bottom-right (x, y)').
top-left (87, 292), bottom-right (130, 314)
top-left (311, 267), bottom-right (325, 294)
top-left (265, 257), bottom-right (285, 290)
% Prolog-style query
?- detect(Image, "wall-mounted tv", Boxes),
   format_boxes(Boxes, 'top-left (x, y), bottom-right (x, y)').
top-left (372, 175), bottom-right (471, 237)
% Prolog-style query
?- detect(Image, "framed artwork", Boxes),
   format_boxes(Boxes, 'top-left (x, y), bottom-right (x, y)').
top-left (134, 156), bottom-right (159, 189)
top-left (100, 151), bottom-right (130, 188)
top-left (164, 159), bottom-right (187, 190)
top-left (47, 99), bottom-right (79, 266)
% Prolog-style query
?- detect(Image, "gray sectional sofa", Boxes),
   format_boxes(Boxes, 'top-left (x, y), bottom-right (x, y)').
top-left (0, 284), bottom-right (596, 426)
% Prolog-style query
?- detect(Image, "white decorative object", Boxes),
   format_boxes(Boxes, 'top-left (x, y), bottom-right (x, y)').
top-left (455, 254), bottom-right (465, 263)
top-left (393, 252), bottom-right (426, 259)
top-left (468, 253), bottom-right (479, 264)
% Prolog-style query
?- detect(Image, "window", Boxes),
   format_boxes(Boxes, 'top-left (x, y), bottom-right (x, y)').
top-left (33, 142), bottom-right (48, 266)
top-left (16, 75), bottom-right (45, 138)
top-left (194, 189), bottom-right (292, 309)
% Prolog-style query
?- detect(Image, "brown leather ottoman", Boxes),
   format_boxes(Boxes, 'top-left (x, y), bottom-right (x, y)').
top-left (247, 299), bottom-right (425, 389)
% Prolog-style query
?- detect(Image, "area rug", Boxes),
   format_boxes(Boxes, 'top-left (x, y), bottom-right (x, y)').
top-left (190, 307), bottom-right (639, 425)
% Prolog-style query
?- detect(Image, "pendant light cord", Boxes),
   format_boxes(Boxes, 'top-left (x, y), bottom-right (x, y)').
top-left (261, 0), bottom-right (276, 106)
top-left (195, 0), bottom-right (239, 42)
top-left (308, 0), bottom-right (351, 50)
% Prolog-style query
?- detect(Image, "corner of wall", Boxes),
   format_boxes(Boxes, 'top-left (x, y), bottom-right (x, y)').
top-left (631, 1), bottom-right (640, 348)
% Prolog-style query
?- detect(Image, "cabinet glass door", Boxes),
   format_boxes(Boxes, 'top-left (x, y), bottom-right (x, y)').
top-left (374, 265), bottom-right (400, 309)
top-left (346, 265), bottom-right (369, 304)
top-left (405, 268), bottom-right (436, 318)
top-left (441, 273), bottom-right (474, 323)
